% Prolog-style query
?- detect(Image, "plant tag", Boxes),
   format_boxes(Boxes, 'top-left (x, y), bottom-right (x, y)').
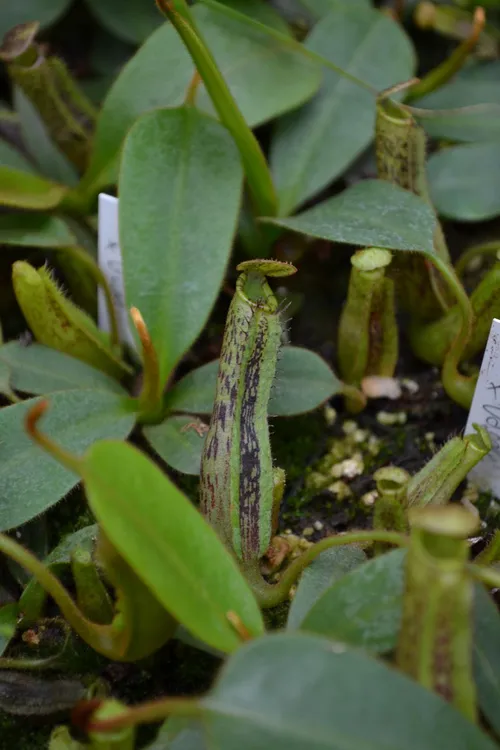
top-left (98, 193), bottom-right (136, 349)
top-left (465, 318), bottom-right (500, 491)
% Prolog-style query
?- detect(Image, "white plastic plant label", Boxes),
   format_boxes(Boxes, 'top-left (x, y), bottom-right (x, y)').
top-left (465, 318), bottom-right (500, 491)
top-left (97, 193), bottom-right (136, 349)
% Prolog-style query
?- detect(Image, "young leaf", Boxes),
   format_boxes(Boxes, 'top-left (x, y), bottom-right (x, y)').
top-left (263, 180), bottom-right (437, 253)
top-left (119, 107), bottom-right (243, 388)
top-left (82, 2), bottom-right (320, 193)
top-left (0, 390), bottom-right (136, 530)
top-left (165, 346), bottom-right (340, 417)
top-left (144, 415), bottom-right (208, 476)
top-left (202, 632), bottom-right (496, 750)
top-left (82, 440), bottom-right (265, 652)
top-left (0, 214), bottom-right (75, 248)
top-left (299, 548), bottom-right (405, 653)
top-left (0, 167), bottom-right (67, 210)
top-left (473, 584), bottom-right (500, 737)
top-left (428, 143), bottom-right (500, 221)
top-left (270, 1), bottom-right (415, 215)
top-left (0, 342), bottom-right (125, 395)
top-left (287, 546), bottom-right (367, 630)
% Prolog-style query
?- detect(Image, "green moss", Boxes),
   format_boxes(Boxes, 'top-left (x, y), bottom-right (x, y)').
top-left (0, 712), bottom-right (52, 750)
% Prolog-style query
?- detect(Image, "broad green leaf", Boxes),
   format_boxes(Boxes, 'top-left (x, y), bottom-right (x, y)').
top-left (0, 214), bottom-right (75, 248)
top-left (428, 143), bottom-right (500, 222)
top-left (416, 104), bottom-right (500, 144)
top-left (0, 168), bottom-right (67, 210)
top-left (119, 107), bottom-right (243, 387)
top-left (0, 138), bottom-right (37, 174)
top-left (215, 0), bottom-right (291, 33)
top-left (264, 180), bottom-right (437, 254)
top-left (300, 548), bottom-right (405, 653)
top-left (85, 0), bottom-right (162, 44)
top-left (0, 360), bottom-right (13, 401)
top-left (0, 390), bottom-right (136, 530)
top-left (302, 0), bottom-right (371, 19)
top-left (0, 603), bottom-right (18, 656)
top-left (271, 346), bottom-right (341, 415)
top-left (0, 343), bottom-right (125, 395)
top-left (270, 2), bottom-right (415, 215)
top-left (0, 0), bottom-right (72, 37)
top-left (474, 584), bottom-right (500, 736)
top-left (165, 347), bottom-right (341, 417)
top-left (13, 87), bottom-right (79, 186)
top-left (83, 3), bottom-right (320, 192)
top-left (203, 632), bottom-right (496, 750)
top-left (144, 415), bottom-right (207, 476)
top-left (83, 440), bottom-right (265, 652)
top-left (20, 525), bottom-right (99, 622)
top-left (287, 546), bottom-right (367, 630)
top-left (146, 720), bottom-right (206, 750)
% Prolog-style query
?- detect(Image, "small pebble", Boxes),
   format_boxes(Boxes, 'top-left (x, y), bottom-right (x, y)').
top-left (313, 520), bottom-right (324, 531)
top-left (302, 527), bottom-right (314, 537)
top-left (324, 406), bottom-right (337, 426)
top-left (361, 376), bottom-right (402, 400)
top-left (376, 410), bottom-right (407, 426)
top-left (342, 420), bottom-right (358, 435)
top-left (362, 490), bottom-right (378, 507)
top-left (401, 378), bottom-right (419, 395)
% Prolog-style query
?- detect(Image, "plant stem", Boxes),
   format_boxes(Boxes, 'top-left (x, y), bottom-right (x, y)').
top-left (468, 563), bottom-right (500, 589)
top-left (455, 240), bottom-right (500, 277)
top-left (405, 8), bottom-right (485, 103)
top-left (431, 255), bottom-right (476, 409)
top-left (86, 697), bottom-right (201, 733)
top-left (244, 530), bottom-right (408, 608)
top-left (157, 0), bottom-right (278, 217)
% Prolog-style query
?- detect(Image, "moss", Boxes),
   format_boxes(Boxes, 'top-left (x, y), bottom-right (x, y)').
top-left (0, 712), bottom-right (52, 749)
top-left (271, 412), bottom-right (326, 487)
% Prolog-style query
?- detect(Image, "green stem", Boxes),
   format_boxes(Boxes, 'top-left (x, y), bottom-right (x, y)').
top-left (455, 240), bottom-right (500, 277)
top-left (157, 0), bottom-right (278, 217)
top-left (130, 308), bottom-right (163, 423)
top-left (468, 563), bottom-right (500, 589)
top-left (431, 255), bottom-right (476, 408)
top-left (244, 530), bottom-right (408, 608)
top-left (87, 697), bottom-right (201, 733)
top-left (405, 7), bottom-right (484, 103)
top-left (0, 532), bottom-right (127, 659)
top-left (55, 245), bottom-right (121, 351)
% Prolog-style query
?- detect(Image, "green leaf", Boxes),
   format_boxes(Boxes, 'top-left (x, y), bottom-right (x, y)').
top-left (428, 143), bottom-right (500, 222)
top-left (263, 180), bottom-right (437, 254)
top-left (214, 0), bottom-right (292, 33)
top-left (287, 546), bottom-right (367, 630)
top-left (0, 343), bottom-right (125, 395)
top-left (0, 138), bottom-right (38, 174)
top-left (203, 632), bottom-right (496, 750)
top-left (271, 346), bottom-right (341, 415)
top-left (0, 390), bottom-right (136, 530)
top-left (0, 168), bottom-right (67, 210)
top-left (83, 3), bottom-right (320, 192)
top-left (144, 415), bottom-right (208, 476)
top-left (83, 440), bottom-right (265, 652)
top-left (165, 347), bottom-right (341, 417)
top-left (85, 0), bottom-right (162, 44)
top-left (119, 107), bottom-right (242, 388)
top-left (302, 0), bottom-right (371, 20)
top-left (0, 603), bottom-right (18, 657)
top-left (0, 214), bottom-right (75, 248)
top-left (300, 548), bottom-right (405, 653)
top-left (0, 360), bottom-right (13, 401)
top-left (270, 2), bottom-right (415, 215)
top-left (13, 87), bottom-right (79, 186)
top-left (473, 584), bottom-right (500, 737)
top-left (414, 65), bottom-right (500, 143)
top-left (0, 0), bottom-right (72, 37)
